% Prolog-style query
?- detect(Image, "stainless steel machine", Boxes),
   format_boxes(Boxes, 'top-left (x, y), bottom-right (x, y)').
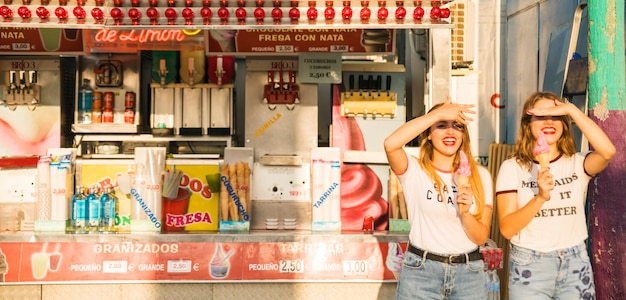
top-left (245, 58), bottom-right (318, 230)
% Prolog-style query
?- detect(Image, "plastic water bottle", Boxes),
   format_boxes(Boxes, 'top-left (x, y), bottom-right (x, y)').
top-left (486, 270), bottom-right (501, 300)
top-left (77, 79), bottom-right (93, 124)
top-left (492, 271), bottom-right (501, 300)
top-left (70, 185), bottom-right (87, 234)
top-left (99, 185), bottom-right (118, 233)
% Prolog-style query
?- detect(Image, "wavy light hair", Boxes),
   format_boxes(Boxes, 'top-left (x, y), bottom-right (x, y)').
top-left (416, 103), bottom-right (485, 220)
top-left (512, 91), bottom-right (576, 170)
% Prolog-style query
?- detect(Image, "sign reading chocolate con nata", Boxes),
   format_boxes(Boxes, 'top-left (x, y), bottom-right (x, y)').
top-left (208, 29), bottom-right (395, 55)
top-left (0, 28), bottom-right (85, 54)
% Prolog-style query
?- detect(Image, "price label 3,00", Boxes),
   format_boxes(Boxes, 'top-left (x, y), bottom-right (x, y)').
top-left (342, 260), bottom-right (368, 276)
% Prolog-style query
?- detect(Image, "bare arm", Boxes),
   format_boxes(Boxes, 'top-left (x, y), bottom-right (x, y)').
top-left (458, 168), bottom-right (493, 245)
top-left (460, 204), bottom-right (492, 245)
top-left (528, 100), bottom-right (615, 175)
top-left (497, 167), bottom-right (553, 239)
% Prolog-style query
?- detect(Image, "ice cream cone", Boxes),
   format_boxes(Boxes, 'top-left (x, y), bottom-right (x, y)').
top-left (456, 151), bottom-right (471, 212)
top-left (457, 175), bottom-right (470, 187)
top-left (536, 152), bottom-right (550, 169)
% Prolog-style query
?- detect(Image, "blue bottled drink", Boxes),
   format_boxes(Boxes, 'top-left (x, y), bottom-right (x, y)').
top-left (70, 185), bottom-right (87, 234)
top-left (99, 185), bottom-right (118, 233)
top-left (86, 185), bottom-right (101, 233)
top-left (77, 79), bottom-right (93, 124)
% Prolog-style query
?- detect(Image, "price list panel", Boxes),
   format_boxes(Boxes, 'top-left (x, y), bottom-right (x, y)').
top-left (0, 240), bottom-right (407, 283)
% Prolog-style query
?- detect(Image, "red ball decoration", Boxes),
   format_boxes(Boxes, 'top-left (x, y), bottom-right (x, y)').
top-left (54, 7), bottom-right (68, 20)
top-left (146, 7), bottom-right (159, 19)
top-left (288, 7), bottom-right (299, 20)
top-left (253, 7), bottom-right (264, 20)
top-left (306, 7), bottom-right (317, 20)
top-left (429, 6), bottom-right (440, 19)
top-left (200, 7), bottom-right (212, 19)
top-left (395, 6), bottom-right (406, 19)
top-left (163, 7), bottom-right (178, 22)
top-left (36, 6), bottom-right (49, 19)
top-left (0, 6), bottom-right (12, 18)
top-left (377, 7), bottom-right (388, 20)
top-left (217, 7), bottom-right (229, 19)
top-left (17, 6), bottom-right (30, 19)
top-left (235, 7), bottom-right (246, 20)
top-left (360, 7), bottom-right (370, 20)
top-left (182, 7), bottom-right (194, 24)
top-left (271, 7), bottom-right (282, 20)
top-left (323, 6), bottom-right (334, 20)
top-left (341, 6), bottom-right (352, 20)
top-left (413, 6), bottom-right (423, 19)
top-left (91, 7), bottom-right (104, 21)
top-left (73, 6), bottom-right (87, 19)
top-left (439, 7), bottom-right (450, 19)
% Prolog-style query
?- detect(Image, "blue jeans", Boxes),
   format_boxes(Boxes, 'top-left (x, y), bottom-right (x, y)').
top-left (508, 242), bottom-right (595, 300)
top-left (396, 247), bottom-right (487, 300)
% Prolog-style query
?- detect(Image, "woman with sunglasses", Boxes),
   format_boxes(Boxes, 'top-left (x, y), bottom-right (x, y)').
top-left (385, 99), bottom-right (493, 299)
top-left (495, 91), bottom-right (615, 299)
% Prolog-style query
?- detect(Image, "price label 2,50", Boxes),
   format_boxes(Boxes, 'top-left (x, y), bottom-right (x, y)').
top-left (279, 260), bottom-right (304, 273)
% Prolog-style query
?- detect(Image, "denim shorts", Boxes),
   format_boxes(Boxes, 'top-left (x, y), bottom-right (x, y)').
top-left (396, 247), bottom-right (487, 300)
top-left (508, 242), bottom-right (595, 300)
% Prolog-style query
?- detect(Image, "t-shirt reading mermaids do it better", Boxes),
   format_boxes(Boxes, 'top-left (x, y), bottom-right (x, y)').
top-left (495, 153), bottom-right (591, 252)
top-left (396, 149), bottom-right (493, 255)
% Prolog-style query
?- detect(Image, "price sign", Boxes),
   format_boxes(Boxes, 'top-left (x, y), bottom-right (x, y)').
top-left (279, 260), bottom-right (304, 273)
top-left (102, 260), bottom-right (128, 273)
top-left (298, 53), bottom-right (342, 84)
top-left (167, 260), bottom-right (192, 273)
top-left (342, 260), bottom-right (368, 276)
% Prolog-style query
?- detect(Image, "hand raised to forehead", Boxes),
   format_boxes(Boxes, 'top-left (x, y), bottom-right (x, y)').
top-left (433, 97), bottom-right (476, 124)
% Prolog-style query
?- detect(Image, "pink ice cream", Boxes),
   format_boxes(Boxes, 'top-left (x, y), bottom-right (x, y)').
top-left (533, 131), bottom-right (550, 155)
top-left (456, 151), bottom-right (471, 178)
top-left (533, 131), bottom-right (550, 168)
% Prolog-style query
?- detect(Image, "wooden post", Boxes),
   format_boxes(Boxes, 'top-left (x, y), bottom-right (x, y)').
top-left (587, 1), bottom-right (625, 299)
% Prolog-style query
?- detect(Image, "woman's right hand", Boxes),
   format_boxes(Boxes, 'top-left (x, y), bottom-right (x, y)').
top-left (536, 167), bottom-right (554, 201)
top-left (431, 100), bottom-right (476, 125)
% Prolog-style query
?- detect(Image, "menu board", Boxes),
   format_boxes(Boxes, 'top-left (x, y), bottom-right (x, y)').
top-left (207, 29), bottom-right (395, 55)
top-left (0, 240), bottom-right (407, 283)
top-left (0, 28), bottom-right (85, 54)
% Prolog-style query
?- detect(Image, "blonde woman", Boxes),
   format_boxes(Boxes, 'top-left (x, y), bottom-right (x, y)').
top-left (384, 99), bottom-right (493, 299)
top-left (496, 91), bottom-right (615, 299)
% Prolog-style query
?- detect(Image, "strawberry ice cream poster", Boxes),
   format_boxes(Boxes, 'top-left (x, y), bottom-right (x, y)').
top-left (331, 69), bottom-right (406, 231)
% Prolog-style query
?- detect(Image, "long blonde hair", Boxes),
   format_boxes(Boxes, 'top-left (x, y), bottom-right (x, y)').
top-left (512, 91), bottom-right (576, 170)
top-left (417, 103), bottom-right (485, 220)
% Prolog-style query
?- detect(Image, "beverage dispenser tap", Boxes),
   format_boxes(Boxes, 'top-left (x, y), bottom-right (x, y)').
top-left (8, 71), bottom-right (18, 94)
top-left (215, 56), bottom-right (225, 85)
top-left (18, 70), bottom-right (26, 93)
top-left (158, 59), bottom-right (168, 85)
top-left (1, 71), bottom-right (19, 110)
top-left (187, 57), bottom-right (196, 86)
top-left (26, 70), bottom-right (41, 111)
